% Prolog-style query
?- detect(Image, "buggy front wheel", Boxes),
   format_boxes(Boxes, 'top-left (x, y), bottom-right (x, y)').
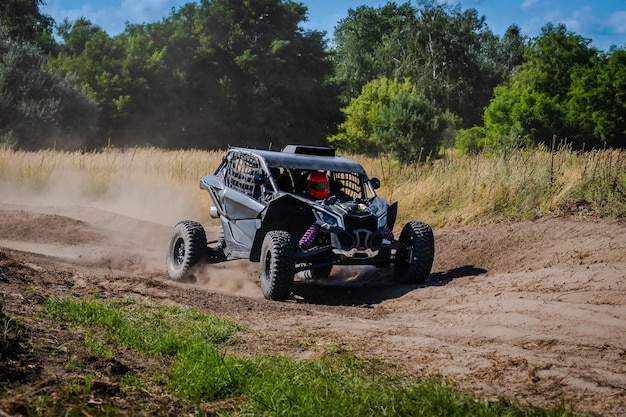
top-left (166, 220), bottom-right (207, 282)
top-left (394, 222), bottom-right (435, 284)
top-left (260, 230), bottom-right (295, 301)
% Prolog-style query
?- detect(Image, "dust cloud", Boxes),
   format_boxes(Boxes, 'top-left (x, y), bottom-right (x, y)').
top-left (190, 260), bottom-right (261, 298)
top-left (0, 166), bottom-right (212, 280)
top-left (0, 167), bottom-right (202, 227)
top-left (0, 163), bottom-right (272, 298)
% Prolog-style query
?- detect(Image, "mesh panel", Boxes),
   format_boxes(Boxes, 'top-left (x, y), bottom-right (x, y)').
top-left (333, 172), bottom-right (363, 199)
top-left (224, 153), bottom-right (262, 196)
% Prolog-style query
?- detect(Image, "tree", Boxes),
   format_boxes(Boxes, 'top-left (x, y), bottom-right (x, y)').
top-left (51, 0), bottom-right (339, 149)
top-left (524, 23), bottom-right (596, 100)
top-left (332, 2), bottom-right (415, 102)
top-left (184, 0), bottom-right (339, 149)
top-left (332, 1), bottom-right (525, 129)
top-left (496, 25), bottom-right (526, 77)
top-left (329, 77), bottom-right (447, 162)
top-left (381, 3), bottom-right (484, 125)
top-left (454, 126), bottom-right (489, 155)
top-left (0, 27), bottom-right (97, 149)
top-left (52, 19), bottom-right (129, 145)
top-left (0, 0), bottom-right (56, 53)
top-left (567, 49), bottom-right (626, 148)
top-left (374, 87), bottom-right (447, 162)
top-left (483, 23), bottom-right (601, 149)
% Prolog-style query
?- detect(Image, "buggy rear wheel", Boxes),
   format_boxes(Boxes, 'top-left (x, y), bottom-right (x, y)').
top-left (166, 220), bottom-right (207, 282)
top-left (260, 230), bottom-right (295, 301)
top-left (394, 221), bottom-right (435, 284)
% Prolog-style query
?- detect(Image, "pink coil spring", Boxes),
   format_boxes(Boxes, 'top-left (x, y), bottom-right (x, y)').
top-left (299, 222), bottom-right (321, 248)
top-left (384, 227), bottom-right (394, 241)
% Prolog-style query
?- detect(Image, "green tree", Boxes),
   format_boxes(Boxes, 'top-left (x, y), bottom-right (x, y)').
top-left (378, 2), bottom-right (487, 126)
top-left (483, 23), bottom-right (599, 149)
top-left (332, 2), bottom-right (415, 102)
top-left (374, 88), bottom-right (447, 162)
top-left (332, 1), bottom-right (525, 128)
top-left (525, 23), bottom-right (596, 100)
top-left (496, 25), bottom-right (527, 78)
top-left (52, 18), bottom-right (128, 145)
top-left (54, 18), bottom-right (175, 147)
top-left (0, 27), bottom-right (96, 149)
top-left (108, 24), bottom-right (169, 146)
top-left (0, 0), bottom-right (56, 53)
top-left (56, 17), bottom-right (103, 56)
top-left (52, 0), bottom-right (339, 149)
top-left (567, 49), bottom-right (626, 148)
top-left (329, 77), bottom-right (447, 162)
top-left (184, 0), bottom-right (338, 148)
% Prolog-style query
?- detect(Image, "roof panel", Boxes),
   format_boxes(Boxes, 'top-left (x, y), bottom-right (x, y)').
top-left (230, 147), bottom-right (367, 175)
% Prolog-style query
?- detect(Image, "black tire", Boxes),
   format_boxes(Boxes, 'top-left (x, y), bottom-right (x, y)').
top-left (260, 230), bottom-right (295, 301)
top-left (166, 220), bottom-right (207, 282)
top-left (301, 265), bottom-right (333, 281)
top-left (394, 221), bottom-right (435, 284)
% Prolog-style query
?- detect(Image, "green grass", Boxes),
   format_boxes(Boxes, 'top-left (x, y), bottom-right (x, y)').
top-left (42, 297), bottom-right (242, 355)
top-left (37, 296), bottom-right (583, 416)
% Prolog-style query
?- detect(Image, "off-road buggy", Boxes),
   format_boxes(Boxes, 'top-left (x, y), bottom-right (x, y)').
top-left (166, 145), bottom-right (435, 301)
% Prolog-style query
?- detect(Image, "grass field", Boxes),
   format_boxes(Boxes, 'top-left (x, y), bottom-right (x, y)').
top-left (1, 146), bottom-right (624, 229)
top-left (35, 295), bottom-right (581, 416)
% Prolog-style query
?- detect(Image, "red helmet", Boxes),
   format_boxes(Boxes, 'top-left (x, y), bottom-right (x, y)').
top-left (307, 172), bottom-right (330, 200)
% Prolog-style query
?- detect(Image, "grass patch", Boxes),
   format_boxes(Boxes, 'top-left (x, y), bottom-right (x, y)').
top-left (41, 297), bottom-right (242, 356)
top-left (36, 296), bottom-right (583, 416)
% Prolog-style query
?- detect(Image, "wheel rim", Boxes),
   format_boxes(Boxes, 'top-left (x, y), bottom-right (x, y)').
top-left (262, 251), bottom-right (272, 283)
top-left (173, 237), bottom-right (185, 267)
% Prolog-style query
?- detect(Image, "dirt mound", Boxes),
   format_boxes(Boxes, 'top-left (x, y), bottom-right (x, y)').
top-left (0, 209), bottom-right (103, 246)
top-left (0, 201), bottom-right (624, 416)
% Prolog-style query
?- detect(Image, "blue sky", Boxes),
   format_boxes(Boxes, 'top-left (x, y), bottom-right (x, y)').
top-left (41, 0), bottom-right (626, 51)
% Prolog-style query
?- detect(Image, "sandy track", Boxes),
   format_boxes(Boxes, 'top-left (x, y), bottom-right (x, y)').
top-left (0, 202), bottom-right (624, 416)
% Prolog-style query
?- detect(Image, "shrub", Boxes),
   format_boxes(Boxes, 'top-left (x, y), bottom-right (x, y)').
top-left (329, 77), bottom-right (448, 162)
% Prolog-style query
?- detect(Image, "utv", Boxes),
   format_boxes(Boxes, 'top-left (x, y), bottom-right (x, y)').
top-left (166, 145), bottom-right (434, 301)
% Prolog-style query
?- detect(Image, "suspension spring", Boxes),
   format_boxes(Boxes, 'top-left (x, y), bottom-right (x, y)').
top-left (299, 222), bottom-right (321, 248)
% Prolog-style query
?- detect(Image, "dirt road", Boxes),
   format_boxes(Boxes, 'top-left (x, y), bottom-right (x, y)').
top-left (0, 201), bottom-right (624, 416)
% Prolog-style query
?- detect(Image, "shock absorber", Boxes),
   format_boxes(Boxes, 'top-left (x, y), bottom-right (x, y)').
top-left (384, 227), bottom-right (394, 241)
top-left (299, 222), bottom-right (321, 248)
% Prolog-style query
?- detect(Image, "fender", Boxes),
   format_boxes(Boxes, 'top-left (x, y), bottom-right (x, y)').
top-left (200, 175), bottom-right (225, 214)
top-left (387, 202), bottom-right (398, 230)
top-left (249, 194), bottom-right (314, 262)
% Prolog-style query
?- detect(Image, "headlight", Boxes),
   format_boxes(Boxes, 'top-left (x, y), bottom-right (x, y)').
top-left (377, 213), bottom-right (387, 229)
top-left (316, 210), bottom-right (340, 228)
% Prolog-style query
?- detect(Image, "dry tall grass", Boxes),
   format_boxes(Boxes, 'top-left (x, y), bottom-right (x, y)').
top-left (1, 146), bottom-right (624, 230)
top-left (0, 147), bottom-right (223, 225)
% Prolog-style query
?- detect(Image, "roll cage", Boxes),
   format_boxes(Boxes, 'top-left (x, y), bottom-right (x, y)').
top-left (209, 146), bottom-right (378, 203)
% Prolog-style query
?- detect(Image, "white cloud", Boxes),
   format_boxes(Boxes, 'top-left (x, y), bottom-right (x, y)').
top-left (608, 10), bottom-right (626, 34)
top-left (520, 0), bottom-right (539, 11)
top-left (42, 0), bottom-right (190, 35)
top-left (560, 5), bottom-right (594, 34)
top-left (119, 0), bottom-right (182, 26)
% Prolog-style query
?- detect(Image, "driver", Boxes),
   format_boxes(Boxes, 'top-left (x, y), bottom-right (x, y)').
top-left (306, 171), bottom-right (330, 200)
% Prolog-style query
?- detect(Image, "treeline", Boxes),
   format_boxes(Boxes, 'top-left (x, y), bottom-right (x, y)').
top-left (1, 0), bottom-right (339, 150)
top-left (330, 3), bottom-right (625, 161)
top-left (0, 0), bottom-right (624, 155)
